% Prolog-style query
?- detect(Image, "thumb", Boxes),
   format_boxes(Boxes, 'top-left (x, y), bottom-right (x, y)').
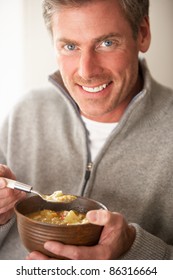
top-left (86, 209), bottom-right (111, 226)
top-left (0, 178), bottom-right (6, 189)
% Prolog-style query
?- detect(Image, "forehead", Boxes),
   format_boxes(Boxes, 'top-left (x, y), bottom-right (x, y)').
top-left (51, 0), bottom-right (132, 42)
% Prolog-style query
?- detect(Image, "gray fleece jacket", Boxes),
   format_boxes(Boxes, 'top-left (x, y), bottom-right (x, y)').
top-left (0, 58), bottom-right (173, 259)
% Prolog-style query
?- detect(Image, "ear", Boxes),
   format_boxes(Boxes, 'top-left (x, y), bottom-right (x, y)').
top-left (137, 16), bottom-right (151, 53)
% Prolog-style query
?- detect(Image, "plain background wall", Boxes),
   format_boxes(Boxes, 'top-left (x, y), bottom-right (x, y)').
top-left (145, 0), bottom-right (173, 87)
top-left (0, 0), bottom-right (173, 124)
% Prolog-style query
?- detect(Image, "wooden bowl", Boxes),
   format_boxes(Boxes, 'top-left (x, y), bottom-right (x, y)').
top-left (14, 195), bottom-right (107, 259)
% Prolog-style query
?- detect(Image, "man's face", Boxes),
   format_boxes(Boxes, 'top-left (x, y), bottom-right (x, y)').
top-left (52, 0), bottom-right (150, 122)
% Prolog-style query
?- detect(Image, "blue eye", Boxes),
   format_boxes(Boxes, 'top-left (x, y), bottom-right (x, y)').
top-left (64, 44), bottom-right (76, 51)
top-left (103, 40), bottom-right (113, 47)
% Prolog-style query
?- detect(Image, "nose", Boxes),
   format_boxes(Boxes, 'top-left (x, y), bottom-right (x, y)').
top-left (78, 49), bottom-right (103, 80)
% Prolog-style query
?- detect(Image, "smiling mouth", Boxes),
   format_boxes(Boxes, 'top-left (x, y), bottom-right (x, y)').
top-left (81, 82), bottom-right (111, 93)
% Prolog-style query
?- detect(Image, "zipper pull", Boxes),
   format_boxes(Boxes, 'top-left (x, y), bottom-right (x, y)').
top-left (85, 162), bottom-right (93, 181)
top-left (82, 162), bottom-right (93, 196)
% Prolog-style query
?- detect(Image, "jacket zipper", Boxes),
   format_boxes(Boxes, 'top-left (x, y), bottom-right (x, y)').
top-left (81, 162), bottom-right (93, 196)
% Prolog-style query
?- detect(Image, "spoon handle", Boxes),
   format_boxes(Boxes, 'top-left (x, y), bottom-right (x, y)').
top-left (4, 178), bottom-right (32, 193)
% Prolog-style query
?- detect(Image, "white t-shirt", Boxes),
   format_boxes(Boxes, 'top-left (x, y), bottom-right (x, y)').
top-left (81, 116), bottom-right (118, 161)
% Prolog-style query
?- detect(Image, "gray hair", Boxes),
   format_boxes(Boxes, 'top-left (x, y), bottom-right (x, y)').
top-left (42, 0), bottom-right (149, 38)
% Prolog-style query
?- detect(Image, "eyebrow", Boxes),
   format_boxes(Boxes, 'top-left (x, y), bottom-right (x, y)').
top-left (94, 32), bottom-right (122, 43)
top-left (56, 32), bottom-right (122, 45)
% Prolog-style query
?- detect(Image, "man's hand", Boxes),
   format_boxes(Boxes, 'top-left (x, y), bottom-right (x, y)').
top-left (0, 164), bottom-right (26, 225)
top-left (26, 209), bottom-right (136, 260)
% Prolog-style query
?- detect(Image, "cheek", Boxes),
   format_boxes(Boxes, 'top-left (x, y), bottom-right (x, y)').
top-left (57, 57), bottom-right (77, 91)
top-left (58, 55), bottom-right (77, 76)
top-left (102, 51), bottom-right (128, 75)
top-left (110, 52), bottom-right (138, 79)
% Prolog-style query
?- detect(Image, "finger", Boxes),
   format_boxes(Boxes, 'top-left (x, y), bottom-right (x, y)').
top-left (0, 192), bottom-right (26, 214)
top-left (44, 241), bottom-right (108, 260)
top-left (0, 164), bottom-right (16, 179)
top-left (0, 184), bottom-right (25, 199)
top-left (26, 251), bottom-right (51, 260)
top-left (0, 209), bottom-right (14, 225)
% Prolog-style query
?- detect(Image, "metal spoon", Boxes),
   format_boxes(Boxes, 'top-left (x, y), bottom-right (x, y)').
top-left (4, 178), bottom-right (76, 203)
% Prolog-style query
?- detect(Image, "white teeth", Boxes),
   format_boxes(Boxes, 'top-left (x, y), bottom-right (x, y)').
top-left (82, 83), bottom-right (107, 93)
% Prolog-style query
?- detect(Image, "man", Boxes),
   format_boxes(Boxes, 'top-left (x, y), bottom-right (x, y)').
top-left (0, 0), bottom-right (173, 259)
